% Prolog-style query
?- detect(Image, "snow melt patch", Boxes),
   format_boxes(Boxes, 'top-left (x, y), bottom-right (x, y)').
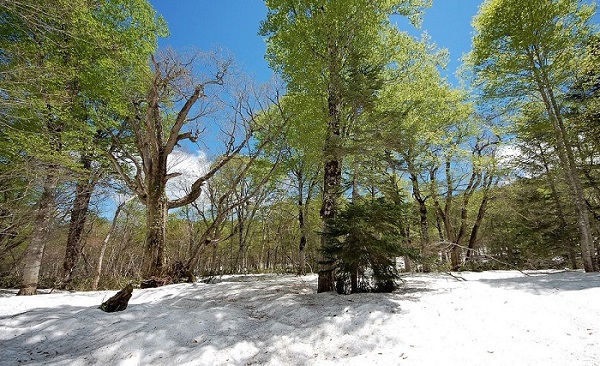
top-left (0, 271), bottom-right (599, 365)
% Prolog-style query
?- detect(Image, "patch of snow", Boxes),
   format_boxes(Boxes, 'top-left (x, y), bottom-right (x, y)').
top-left (1, 271), bottom-right (599, 365)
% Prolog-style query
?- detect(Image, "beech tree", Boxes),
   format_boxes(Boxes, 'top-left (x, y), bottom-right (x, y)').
top-left (469, 0), bottom-right (598, 271)
top-left (261, 0), bottom-right (430, 292)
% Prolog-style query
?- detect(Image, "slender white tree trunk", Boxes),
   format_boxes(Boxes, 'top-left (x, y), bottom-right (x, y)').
top-left (18, 170), bottom-right (58, 296)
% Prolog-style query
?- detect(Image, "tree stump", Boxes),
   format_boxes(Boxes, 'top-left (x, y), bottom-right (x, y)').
top-left (168, 261), bottom-right (196, 283)
top-left (99, 283), bottom-right (133, 312)
top-left (140, 276), bottom-right (172, 289)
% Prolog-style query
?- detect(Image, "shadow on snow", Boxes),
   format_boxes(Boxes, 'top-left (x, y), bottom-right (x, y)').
top-left (0, 274), bottom-right (433, 366)
top-left (477, 271), bottom-right (600, 294)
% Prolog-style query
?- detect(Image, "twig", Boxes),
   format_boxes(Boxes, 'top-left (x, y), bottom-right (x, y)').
top-left (443, 272), bottom-right (467, 281)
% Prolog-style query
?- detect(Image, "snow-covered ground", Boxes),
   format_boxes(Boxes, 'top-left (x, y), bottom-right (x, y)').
top-left (1, 270), bottom-right (599, 365)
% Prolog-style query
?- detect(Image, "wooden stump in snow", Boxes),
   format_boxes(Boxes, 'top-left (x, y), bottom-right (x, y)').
top-left (99, 283), bottom-right (133, 312)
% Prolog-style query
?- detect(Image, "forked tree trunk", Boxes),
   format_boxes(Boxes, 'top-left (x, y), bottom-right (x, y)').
top-left (449, 246), bottom-right (461, 271)
top-left (18, 170), bottom-right (58, 296)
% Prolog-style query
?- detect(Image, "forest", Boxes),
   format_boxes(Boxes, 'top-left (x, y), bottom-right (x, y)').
top-left (1, 0), bottom-right (599, 296)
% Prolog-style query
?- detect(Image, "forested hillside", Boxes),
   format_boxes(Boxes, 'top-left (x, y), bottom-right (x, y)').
top-left (1, 0), bottom-right (599, 295)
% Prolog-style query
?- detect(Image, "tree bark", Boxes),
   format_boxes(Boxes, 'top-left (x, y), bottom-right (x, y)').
top-left (298, 177), bottom-right (307, 276)
top-left (18, 170), bottom-right (58, 295)
top-left (318, 157), bottom-right (342, 292)
top-left (408, 168), bottom-right (431, 272)
top-left (62, 155), bottom-right (95, 286)
top-left (318, 53), bottom-right (343, 292)
top-left (350, 264), bottom-right (358, 294)
top-left (142, 189), bottom-right (168, 278)
top-left (466, 175), bottom-right (493, 261)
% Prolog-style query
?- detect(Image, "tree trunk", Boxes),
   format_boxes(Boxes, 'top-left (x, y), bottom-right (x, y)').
top-left (350, 265), bottom-right (358, 294)
top-left (297, 170), bottom-right (313, 276)
top-left (432, 160), bottom-right (457, 256)
top-left (450, 245), bottom-right (461, 271)
top-left (18, 170), bottom-right (58, 295)
top-left (142, 190), bottom-right (168, 278)
top-left (466, 178), bottom-right (492, 261)
top-left (543, 101), bottom-right (596, 271)
top-left (298, 201), bottom-right (307, 276)
top-left (235, 210), bottom-right (245, 273)
top-left (298, 236), bottom-right (307, 276)
top-left (318, 64), bottom-right (343, 293)
top-left (538, 144), bottom-right (578, 269)
top-left (401, 225), bottom-right (413, 272)
top-left (93, 197), bottom-right (132, 290)
top-left (62, 155), bottom-right (95, 286)
top-left (418, 201), bottom-right (431, 272)
top-left (318, 158), bottom-right (341, 293)
top-left (409, 170), bottom-right (431, 273)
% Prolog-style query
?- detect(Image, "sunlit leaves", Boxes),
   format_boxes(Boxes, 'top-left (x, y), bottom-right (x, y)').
top-left (469, 0), bottom-right (596, 102)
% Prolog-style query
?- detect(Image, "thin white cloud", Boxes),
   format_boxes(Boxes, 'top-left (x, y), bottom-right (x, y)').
top-left (496, 144), bottom-right (521, 168)
top-left (166, 150), bottom-right (210, 200)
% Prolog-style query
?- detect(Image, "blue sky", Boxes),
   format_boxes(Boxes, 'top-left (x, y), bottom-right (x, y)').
top-left (149, 1), bottom-right (483, 85)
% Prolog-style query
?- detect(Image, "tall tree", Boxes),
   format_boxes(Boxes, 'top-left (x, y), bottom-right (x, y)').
top-left (468, 0), bottom-right (598, 271)
top-left (261, 0), bottom-right (430, 292)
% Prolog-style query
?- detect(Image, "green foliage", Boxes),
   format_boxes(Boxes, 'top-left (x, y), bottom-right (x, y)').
top-left (469, 0), bottom-right (595, 102)
top-left (323, 198), bottom-right (413, 294)
top-left (481, 179), bottom-right (578, 269)
top-left (260, 0), bottom-right (433, 159)
top-left (0, 0), bottom-right (165, 167)
top-left (469, 0), bottom-right (600, 270)
top-left (568, 33), bottom-right (600, 152)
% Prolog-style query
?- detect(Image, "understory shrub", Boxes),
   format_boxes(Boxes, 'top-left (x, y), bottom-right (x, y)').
top-left (323, 198), bottom-right (415, 294)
